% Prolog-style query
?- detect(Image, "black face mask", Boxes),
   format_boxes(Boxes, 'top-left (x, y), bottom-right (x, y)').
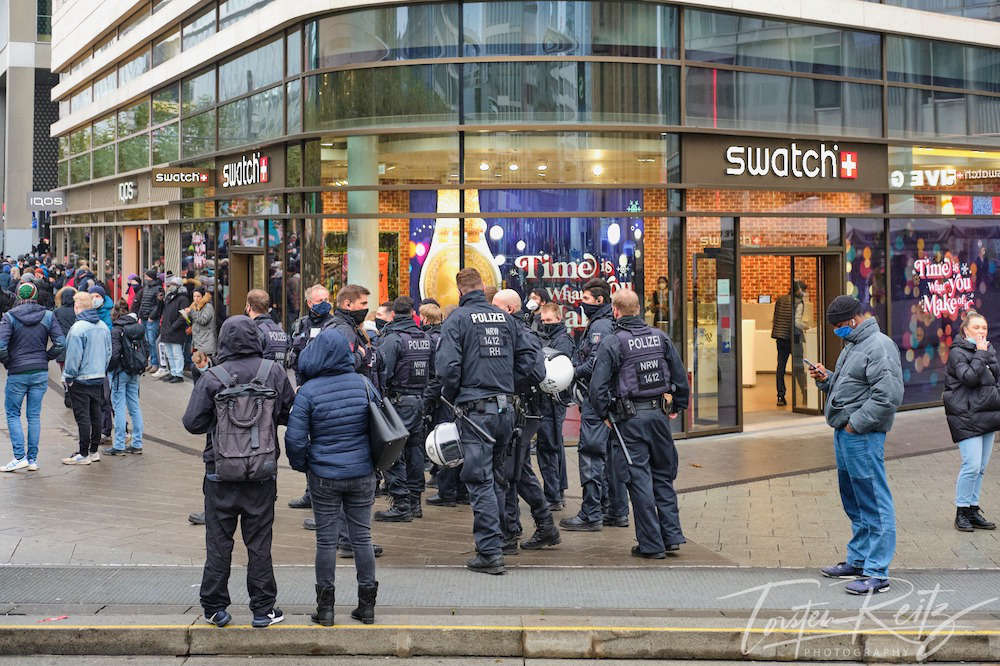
top-left (349, 308), bottom-right (368, 326)
top-left (542, 322), bottom-right (562, 338)
top-left (581, 302), bottom-right (602, 318)
top-left (375, 318), bottom-right (388, 332)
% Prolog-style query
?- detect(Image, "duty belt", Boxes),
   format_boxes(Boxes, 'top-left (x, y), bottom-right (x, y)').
top-left (632, 399), bottom-right (661, 411)
top-left (458, 395), bottom-right (513, 412)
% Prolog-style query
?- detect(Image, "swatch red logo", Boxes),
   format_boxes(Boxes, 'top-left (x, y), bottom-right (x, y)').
top-left (840, 151), bottom-right (858, 179)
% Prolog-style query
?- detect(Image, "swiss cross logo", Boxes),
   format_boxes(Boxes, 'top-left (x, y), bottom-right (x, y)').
top-left (199, 173), bottom-right (209, 182)
top-left (260, 156), bottom-right (270, 183)
top-left (840, 151), bottom-right (858, 179)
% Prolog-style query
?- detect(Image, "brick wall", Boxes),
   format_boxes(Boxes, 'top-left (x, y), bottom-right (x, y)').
top-left (740, 255), bottom-right (818, 303)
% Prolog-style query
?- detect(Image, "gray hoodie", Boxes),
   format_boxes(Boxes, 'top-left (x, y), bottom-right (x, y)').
top-left (815, 316), bottom-right (904, 434)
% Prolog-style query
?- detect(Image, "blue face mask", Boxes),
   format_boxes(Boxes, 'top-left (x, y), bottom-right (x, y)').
top-left (968, 336), bottom-right (979, 345)
top-left (834, 325), bottom-right (853, 338)
top-left (310, 301), bottom-right (332, 317)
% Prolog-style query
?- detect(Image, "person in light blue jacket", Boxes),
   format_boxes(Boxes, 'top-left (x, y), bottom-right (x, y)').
top-left (809, 296), bottom-right (904, 596)
top-left (62, 291), bottom-right (111, 466)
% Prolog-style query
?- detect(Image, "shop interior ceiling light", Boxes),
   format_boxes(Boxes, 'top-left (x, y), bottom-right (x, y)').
top-left (479, 161), bottom-right (490, 171)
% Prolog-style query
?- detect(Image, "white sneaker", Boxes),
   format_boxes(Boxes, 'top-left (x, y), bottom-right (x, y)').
top-left (0, 458), bottom-right (28, 472)
top-left (89, 452), bottom-right (101, 463)
top-left (26, 461), bottom-right (38, 471)
top-left (151, 368), bottom-right (169, 379)
top-left (61, 454), bottom-right (91, 465)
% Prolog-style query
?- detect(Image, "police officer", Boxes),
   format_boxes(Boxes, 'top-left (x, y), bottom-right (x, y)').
top-left (537, 301), bottom-right (574, 510)
top-left (289, 284), bottom-right (373, 386)
top-left (374, 296), bottom-right (433, 522)
top-left (561, 278), bottom-right (628, 531)
top-left (435, 269), bottom-right (544, 574)
top-left (493, 290), bottom-right (560, 552)
top-left (246, 290), bottom-right (289, 364)
top-left (590, 288), bottom-right (689, 558)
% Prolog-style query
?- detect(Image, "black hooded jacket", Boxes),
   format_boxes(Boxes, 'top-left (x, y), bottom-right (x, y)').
top-left (182, 316), bottom-right (295, 464)
top-left (943, 336), bottom-right (1000, 443)
top-left (137, 278), bottom-right (163, 321)
top-left (54, 288), bottom-right (77, 362)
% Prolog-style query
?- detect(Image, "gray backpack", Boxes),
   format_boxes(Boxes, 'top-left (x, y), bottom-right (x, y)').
top-left (208, 359), bottom-right (279, 482)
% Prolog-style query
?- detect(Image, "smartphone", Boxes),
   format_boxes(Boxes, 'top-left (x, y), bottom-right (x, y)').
top-left (802, 358), bottom-right (818, 371)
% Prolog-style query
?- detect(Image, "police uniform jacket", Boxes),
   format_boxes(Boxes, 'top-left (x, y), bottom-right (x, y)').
top-left (378, 315), bottom-right (433, 396)
top-left (434, 289), bottom-right (545, 405)
top-left (573, 303), bottom-right (615, 383)
top-left (589, 315), bottom-right (689, 420)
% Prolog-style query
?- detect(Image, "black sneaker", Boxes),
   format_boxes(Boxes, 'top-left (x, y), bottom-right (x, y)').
top-left (288, 494), bottom-right (312, 509)
top-left (426, 494), bottom-right (456, 507)
top-left (338, 544), bottom-right (384, 559)
top-left (252, 607), bottom-right (284, 628)
top-left (559, 515), bottom-right (602, 532)
top-left (374, 502), bottom-right (412, 522)
top-left (603, 515), bottom-right (629, 528)
top-left (102, 447), bottom-right (127, 456)
top-left (666, 543), bottom-right (681, 553)
top-left (125, 446), bottom-right (143, 454)
top-left (631, 545), bottom-right (666, 560)
top-left (303, 518), bottom-right (316, 530)
top-left (205, 609), bottom-right (231, 627)
top-left (466, 553), bottom-right (506, 575)
top-left (188, 511), bottom-right (205, 526)
top-left (777, 397), bottom-right (787, 407)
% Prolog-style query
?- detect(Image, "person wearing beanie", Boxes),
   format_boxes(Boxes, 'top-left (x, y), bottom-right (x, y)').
top-left (159, 275), bottom-right (190, 383)
top-left (53, 287), bottom-right (77, 367)
top-left (0, 264), bottom-right (12, 292)
top-left (87, 284), bottom-right (115, 443)
top-left (808, 295), bottom-right (904, 595)
top-left (88, 285), bottom-right (114, 329)
top-left (0, 281), bottom-right (66, 472)
top-left (61, 291), bottom-right (112, 466)
top-left (138, 269), bottom-right (165, 375)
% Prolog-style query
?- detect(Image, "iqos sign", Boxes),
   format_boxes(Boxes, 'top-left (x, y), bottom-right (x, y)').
top-left (27, 191), bottom-right (67, 212)
top-left (682, 135), bottom-right (887, 191)
top-left (118, 180), bottom-right (137, 203)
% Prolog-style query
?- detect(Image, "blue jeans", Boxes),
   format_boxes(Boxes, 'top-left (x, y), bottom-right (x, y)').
top-left (309, 471), bottom-right (377, 589)
top-left (956, 432), bottom-right (996, 507)
top-left (111, 371), bottom-right (143, 451)
top-left (5, 372), bottom-right (48, 461)
top-left (144, 321), bottom-right (160, 367)
top-left (834, 429), bottom-right (896, 579)
top-left (162, 342), bottom-right (184, 377)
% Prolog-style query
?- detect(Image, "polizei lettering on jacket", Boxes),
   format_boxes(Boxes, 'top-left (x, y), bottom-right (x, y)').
top-left (470, 312), bottom-right (506, 324)
top-left (725, 143), bottom-right (858, 180)
top-left (627, 335), bottom-right (663, 351)
top-left (221, 152), bottom-right (270, 189)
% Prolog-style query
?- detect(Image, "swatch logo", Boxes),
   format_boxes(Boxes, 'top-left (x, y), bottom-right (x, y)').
top-left (221, 152), bottom-right (270, 189)
top-left (725, 143), bottom-right (859, 180)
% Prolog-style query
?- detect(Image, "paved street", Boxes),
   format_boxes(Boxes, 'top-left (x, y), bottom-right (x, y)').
top-left (0, 367), bottom-right (982, 571)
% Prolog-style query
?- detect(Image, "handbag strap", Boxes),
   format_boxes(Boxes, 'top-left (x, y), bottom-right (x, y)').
top-left (361, 375), bottom-right (378, 406)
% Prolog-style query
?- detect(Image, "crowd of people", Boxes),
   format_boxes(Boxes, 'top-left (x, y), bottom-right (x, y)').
top-left (0, 252), bottom-right (997, 626)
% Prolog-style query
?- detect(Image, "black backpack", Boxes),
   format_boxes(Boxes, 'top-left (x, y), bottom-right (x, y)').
top-left (119, 321), bottom-right (149, 375)
top-left (208, 360), bottom-right (279, 482)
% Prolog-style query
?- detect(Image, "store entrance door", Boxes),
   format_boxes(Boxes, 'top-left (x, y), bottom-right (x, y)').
top-left (228, 249), bottom-right (266, 317)
top-left (739, 252), bottom-right (842, 426)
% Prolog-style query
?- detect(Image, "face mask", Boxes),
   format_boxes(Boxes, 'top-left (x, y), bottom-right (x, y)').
top-left (968, 336), bottom-right (979, 345)
top-left (543, 322), bottom-right (561, 337)
top-left (375, 318), bottom-right (388, 332)
top-left (525, 299), bottom-right (539, 312)
top-left (92, 295), bottom-right (103, 309)
top-left (362, 320), bottom-right (378, 335)
top-left (310, 301), bottom-right (332, 317)
top-left (349, 308), bottom-right (368, 325)
top-left (581, 302), bottom-right (602, 318)
top-left (833, 324), bottom-right (853, 338)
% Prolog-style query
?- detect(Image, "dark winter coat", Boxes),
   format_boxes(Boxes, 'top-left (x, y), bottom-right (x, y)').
top-left (943, 337), bottom-right (1000, 443)
top-left (53, 289), bottom-right (77, 363)
top-left (108, 312), bottom-right (145, 374)
top-left (137, 278), bottom-right (163, 321)
top-left (285, 327), bottom-right (373, 480)
top-left (159, 288), bottom-right (191, 344)
top-left (182, 316), bottom-right (295, 466)
top-left (0, 302), bottom-right (65, 374)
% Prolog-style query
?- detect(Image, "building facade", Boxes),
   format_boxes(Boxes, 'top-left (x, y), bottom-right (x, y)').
top-left (1, 0), bottom-right (58, 256)
top-left (50, 0), bottom-right (1000, 436)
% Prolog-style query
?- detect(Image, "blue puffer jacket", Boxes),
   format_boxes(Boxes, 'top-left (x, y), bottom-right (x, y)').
top-left (0, 302), bottom-right (65, 374)
top-left (285, 327), bottom-right (373, 480)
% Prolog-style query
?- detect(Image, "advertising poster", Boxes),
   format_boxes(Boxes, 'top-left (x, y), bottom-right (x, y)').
top-left (889, 220), bottom-right (1000, 404)
top-left (409, 189), bottom-right (643, 329)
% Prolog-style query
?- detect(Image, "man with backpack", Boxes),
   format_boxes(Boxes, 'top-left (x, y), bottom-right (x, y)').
top-left (182, 315), bottom-right (295, 629)
top-left (103, 310), bottom-right (148, 456)
top-left (0, 282), bottom-right (66, 472)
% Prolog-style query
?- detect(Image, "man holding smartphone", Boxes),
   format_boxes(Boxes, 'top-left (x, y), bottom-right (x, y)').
top-left (808, 295), bottom-right (903, 596)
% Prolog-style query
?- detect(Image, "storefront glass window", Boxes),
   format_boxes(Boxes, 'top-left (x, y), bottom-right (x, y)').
top-left (153, 85), bottom-right (180, 125)
top-left (266, 221), bottom-right (285, 324)
top-left (286, 144), bottom-right (302, 187)
top-left (93, 144), bottom-right (115, 178)
top-left (317, 134), bottom-right (459, 186)
top-left (686, 68), bottom-right (882, 137)
top-left (218, 86), bottom-right (283, 149)
top-left (464, 1), bottom-right (677, 58)
top-left (846, 218), bottom-right (887, 327)
top-left (219, 39), bottom-right (283, 102)
top-left (182, 7), bottom-right (215, 50)
top-left (181, 223), bottom-right (216, 293)
top-left (887, 36), bottom-right (1000, 93)
top-left (889, 218), bottom-right (1000, 405)
top-left (286, 80), bottom-right (301, 134)
top-left (117, 100), bottom-right (150, 138)
top-left (285, 222), bottom-right (302, 328)
top-left (464, 132), bottom-right (674, 186)
top-left (118, 134), bottom-right (149, 172)
top-left (738, 218), bottom-right (841, 249)
top-left (306, 3), bottom-right (458, 69)
top-left (888, 87), bottom-right (1000, 146)
top-left (304, 65), bottom-right (459, 130)
top-left (685, 9), bottom-right (880, 79)
top-left (686, 189), bottom-right (884, 215)
top-left (182, 69), bottom-right (216, 115)
top-left (93, 114), bottom-right (115, 146)
top-left (465, 62), bottom-right (679, 126)
top-left (686, 217), bottom-right (738, 431)
top-left (153, 123), bottom-right (179, 163)
top-left (181, 111), bottom-right (216, 157)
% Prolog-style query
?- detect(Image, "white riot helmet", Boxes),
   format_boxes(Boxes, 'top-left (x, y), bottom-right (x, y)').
top-left (425, 422), bottom-right (464, 468)
top-left (539, 346), bottom-right (574, 394)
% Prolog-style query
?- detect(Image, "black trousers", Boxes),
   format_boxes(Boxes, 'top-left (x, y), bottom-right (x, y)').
top-left (69, 382), bottom-right (103, 457)
top-left (775, 337), bottom-right (807, 401)
top-left (383, 395), bottom-right (426, 510)
top-left (201, 477), bottom-right (278, 616)
top-left (101, 377), bottom-right (112, 437)
top-left (503, 418), bottom-right (551, 537)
